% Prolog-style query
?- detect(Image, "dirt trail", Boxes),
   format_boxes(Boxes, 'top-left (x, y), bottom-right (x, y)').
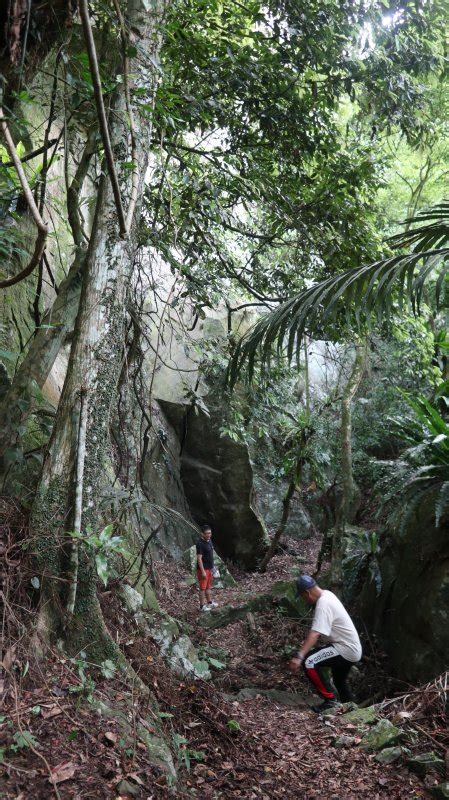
top-left (2, 530), bottom-right (435, 798)
top-left (151, 534), bottom-right (431, 798)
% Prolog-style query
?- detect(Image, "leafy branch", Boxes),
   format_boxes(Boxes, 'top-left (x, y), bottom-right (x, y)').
top-left (0, 106), bottom-right (48, 289)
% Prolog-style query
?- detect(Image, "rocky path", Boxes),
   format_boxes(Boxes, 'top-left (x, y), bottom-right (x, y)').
top-left (2, 531), bottom-right (446, 798)
top-left (152, 535), bottom-right (440, 798)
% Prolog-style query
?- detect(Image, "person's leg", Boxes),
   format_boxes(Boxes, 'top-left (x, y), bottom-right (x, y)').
top-left (197, 570), bottom-right (209, 608)
top-left (205, 569), bottom-right (213, 604)
top-left (331, 657), bottom-right (353, 702)
top-left (303, 646), bottom-right (340, 700)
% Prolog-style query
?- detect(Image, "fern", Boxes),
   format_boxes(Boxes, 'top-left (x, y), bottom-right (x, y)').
top-left (380, 392), bottom-right (449, 529)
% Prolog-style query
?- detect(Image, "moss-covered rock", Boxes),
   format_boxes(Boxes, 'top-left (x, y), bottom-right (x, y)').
top-left (119, 584), bottom-right (210, 680)
top-left (341, 706), bottom-right (378, 726)
top-left (406, 751), bottom-right (445, 777)
top-left (360, 719), bottom-right (404, 751)
top-left (333, 734), bottom-right (357, 748)
top-left (358, 499), bottom-right (449, 683)
top-left (374, 746), bottom-right (410, 764)
top-left (269, 580), bottom-right (309, 617)
top-left (227, 687), bottom-right (307, 707)
top-left (199, 580), bottom-right (308, 629)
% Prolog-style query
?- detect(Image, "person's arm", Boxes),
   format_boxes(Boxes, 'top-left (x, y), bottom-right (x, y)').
top-left (289, 630), bottom-right (320, 671)
top-left (197, 553), bottom-right (206, 577)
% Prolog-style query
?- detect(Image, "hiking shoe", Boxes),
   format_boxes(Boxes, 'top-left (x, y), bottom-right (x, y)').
top-left (200, 604), bottom-right (212, 612)
top-left (209, 601), bottom-right (218, 607)
top-left (311, 699), bottom-right (338, 714)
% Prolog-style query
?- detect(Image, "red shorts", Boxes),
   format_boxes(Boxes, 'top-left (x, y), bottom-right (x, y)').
top-left (197, 568), bottom-right (213, 591)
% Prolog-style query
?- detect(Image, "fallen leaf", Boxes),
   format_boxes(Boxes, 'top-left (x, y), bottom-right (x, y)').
top-left (51, 686), bottom-right (66, 698)
top-left (392, 711), bottom-right (413, 724)
top-left (2, 646), bottom-right (16, 671)
top-left (49, 761), bottom-right (76, 784)
top-left (128, 772), bottom-right (144, 786)
top-left (42, 704), bottom-right (63, 719)
top-left (104, 731), bottom-right (117, 746)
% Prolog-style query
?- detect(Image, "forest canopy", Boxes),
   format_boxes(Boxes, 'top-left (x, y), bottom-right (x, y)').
top-left (1, 0), bottom-right (449, 795)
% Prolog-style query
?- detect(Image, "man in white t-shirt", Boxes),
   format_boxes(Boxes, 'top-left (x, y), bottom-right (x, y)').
top-left (289, 575), bottom-right (362, 713)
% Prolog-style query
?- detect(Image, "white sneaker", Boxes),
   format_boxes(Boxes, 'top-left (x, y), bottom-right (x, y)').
top-left (209, 601), bottom-right (218, 607)
top-left (200, 604), bottom-right (211, 612)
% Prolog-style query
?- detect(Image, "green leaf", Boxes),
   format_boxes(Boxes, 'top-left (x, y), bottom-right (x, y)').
top-left (95, 553), bottom-right (109, 586)
top-left (13, 730), bottom-right (38, 749)
top-left (190, 750), bottom-right (205, 761)
top-left (100, 659), bottom-right (116, 679)
top-left (208, 657), bottom-right (226, 669)
top-left (227, 719), bottom-right (241, 731)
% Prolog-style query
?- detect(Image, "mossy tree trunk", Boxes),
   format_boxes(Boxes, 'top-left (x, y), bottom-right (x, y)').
top-left (31, 0), bottom-right (167, 661)
top-left (0, 254), bottom-right (85, 482)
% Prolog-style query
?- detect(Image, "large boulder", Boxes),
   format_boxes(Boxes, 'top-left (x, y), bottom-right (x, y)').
top-left (359, 498), bottom-right (449, 683)
top-left (140, 400), bottom-right (199, 558)
top-left (161, 400), bottom-right (269, 568)
top-left (253, 475), bottom-right (315, 539)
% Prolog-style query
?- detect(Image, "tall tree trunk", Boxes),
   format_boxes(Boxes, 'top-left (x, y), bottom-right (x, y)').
top-left (31, 0), bottom-right (167, 660)
top-left (0, 252), bottom-right (84, 482)
top-left (0, 127), bottom-right (98, 486)
top-left (331, 340), bottom-right (367, 589)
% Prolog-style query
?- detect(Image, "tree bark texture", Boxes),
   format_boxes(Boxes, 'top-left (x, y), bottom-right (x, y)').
top-left (30, 0), bottom-right (168, 659)
top-left (0, 252), bottom-right (85, 479)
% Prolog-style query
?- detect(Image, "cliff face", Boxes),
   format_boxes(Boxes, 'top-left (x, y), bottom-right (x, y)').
top-left (160, 399), bottom-right (268, 567)
top-left (358, 502), bottom-right (449, 682)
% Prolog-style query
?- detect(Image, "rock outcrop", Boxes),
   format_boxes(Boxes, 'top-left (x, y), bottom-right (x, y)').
top-left (253, 475), bottom-right (315, 540)
top-left (161, 400), bottom-right (269, 568)
top-left (359, 499), bottom-right (449, 683)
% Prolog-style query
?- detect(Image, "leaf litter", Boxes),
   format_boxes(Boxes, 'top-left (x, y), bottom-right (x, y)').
top-left (0, 500), bottom-right (439, 798)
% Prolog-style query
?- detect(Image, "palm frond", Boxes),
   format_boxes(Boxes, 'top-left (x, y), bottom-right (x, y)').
top-left (228, 200), bottom-right (449, 385)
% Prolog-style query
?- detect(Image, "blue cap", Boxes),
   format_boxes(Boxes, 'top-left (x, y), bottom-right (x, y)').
top-left (296, 575), bottom-right (316, 596)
